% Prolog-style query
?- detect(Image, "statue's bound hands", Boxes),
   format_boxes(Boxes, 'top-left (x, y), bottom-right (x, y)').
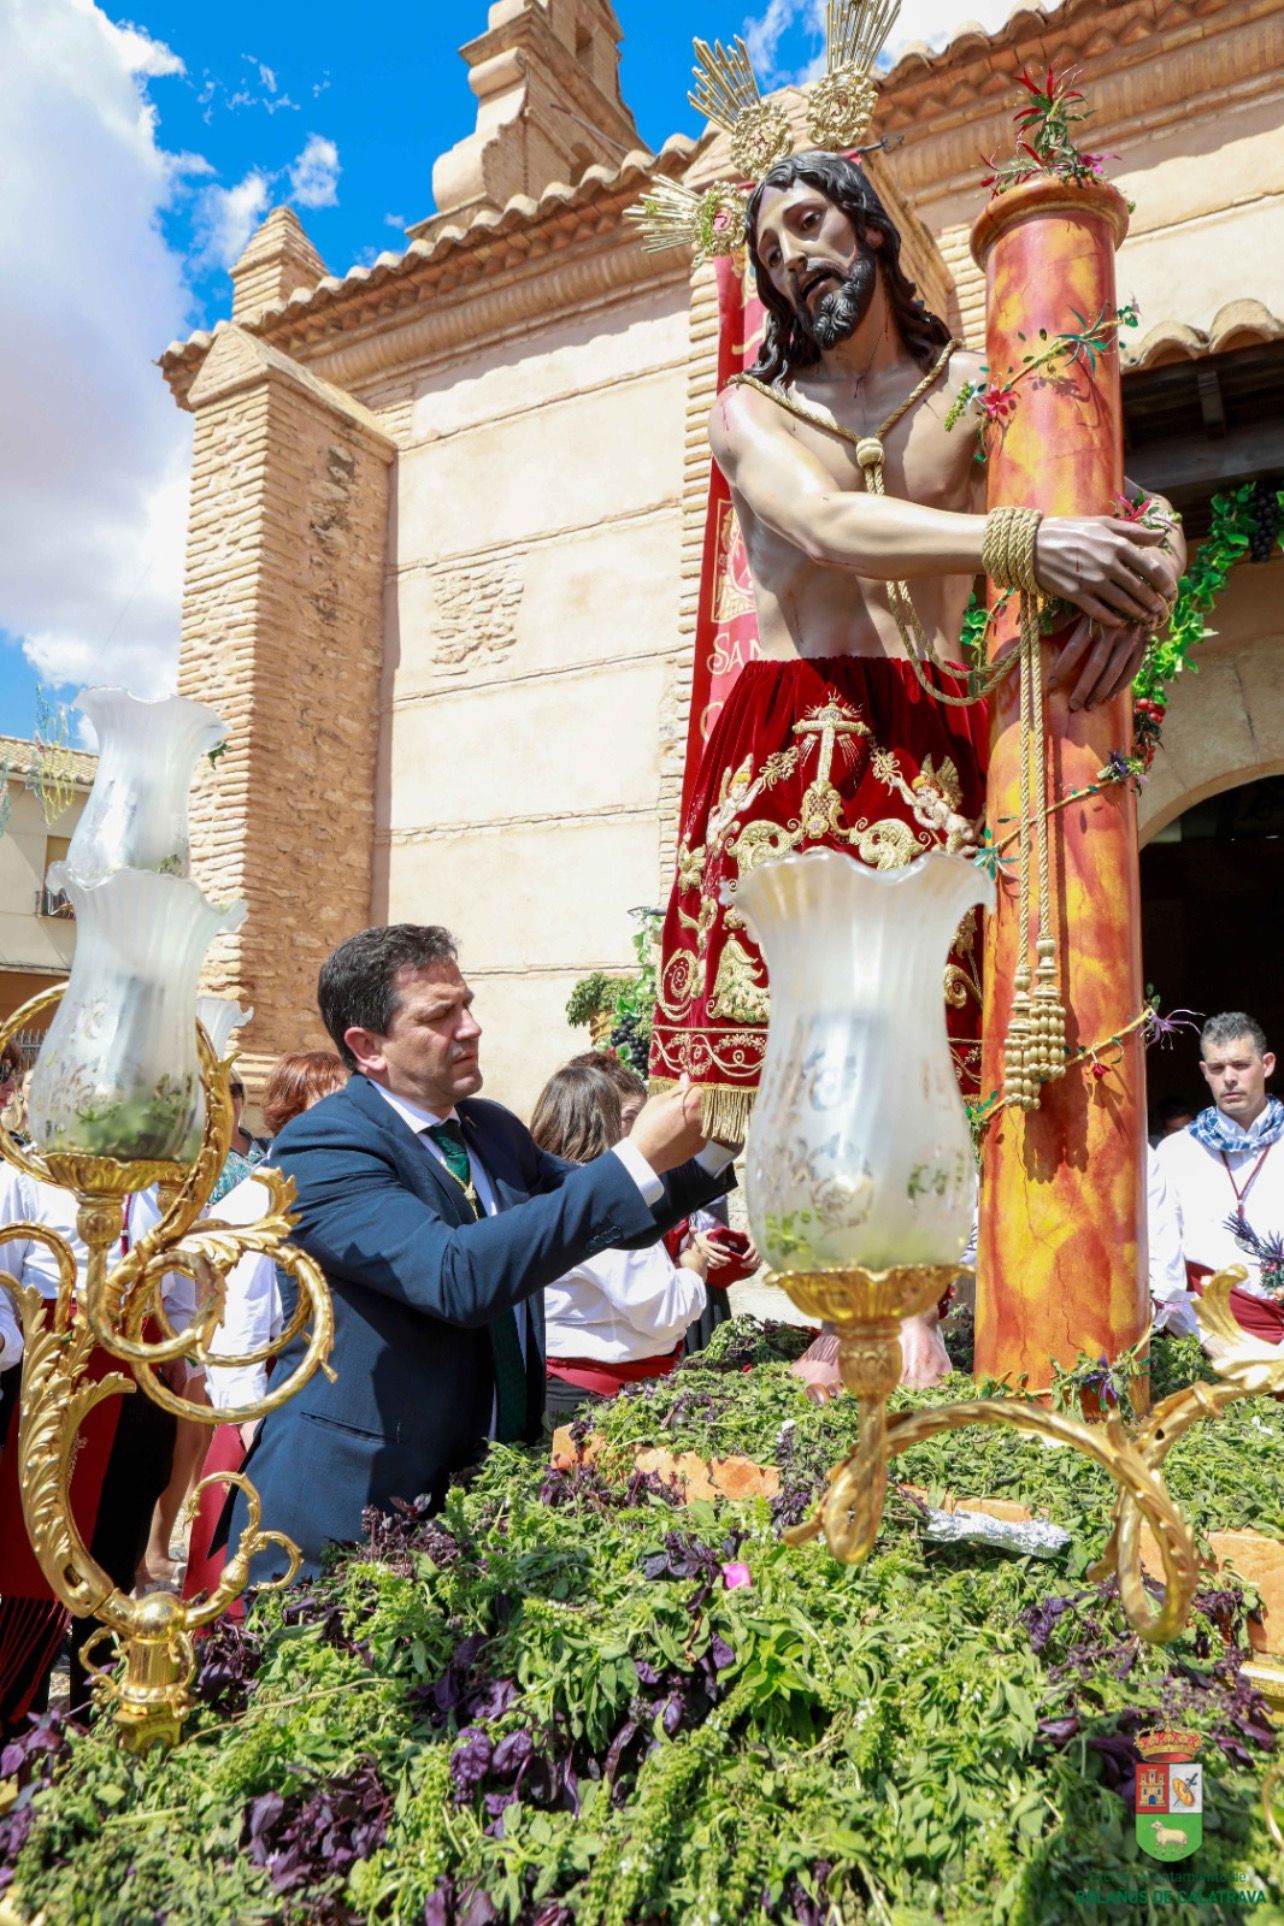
top-left (1035, 515), bottom-right (1177, 710)
top-left (1048, 616), bottom-right (1150, 711)
top-left (1034, 515), bottom-right (1171, 628)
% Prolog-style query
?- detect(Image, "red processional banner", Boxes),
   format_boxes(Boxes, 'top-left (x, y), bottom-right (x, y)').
top-left (681, 254), bottom-right (767, 821)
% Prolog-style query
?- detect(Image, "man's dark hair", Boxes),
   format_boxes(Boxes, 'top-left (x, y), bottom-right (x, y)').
top-left (319, 925), bottom-right (458, 1071)
top-left (745, 152), bottom-right (951, 385)
top-left (1201, 1011), bottom-right (1269, 1060)
top-left (1156, 1095), bottom-right (1195, 1127)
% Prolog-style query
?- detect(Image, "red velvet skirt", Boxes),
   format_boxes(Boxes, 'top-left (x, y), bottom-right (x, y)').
top-left (649, 656), bottom-right (989, 1137)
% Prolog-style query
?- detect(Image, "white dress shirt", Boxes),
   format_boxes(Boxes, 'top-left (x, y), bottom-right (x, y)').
top-left (1155, 1123), bottom-right (1284, 1298)
top-left (0, 1165), bottom-right (195, 1367)
top-left (0, 1270), bottom-right (21, 1371)
top-left (204, 1172), bottom-right (281, 1412)
top-left (1148, 1145), bottom-right (1197, 1336)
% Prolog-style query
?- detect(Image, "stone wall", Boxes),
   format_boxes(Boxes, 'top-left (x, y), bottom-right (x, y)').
top-left (1138, 557), bottom-right (1284, 843)
top-left (376, 286), bottom-right (690, 1116)
top-left (177, 327), bottom-right (394, 1090)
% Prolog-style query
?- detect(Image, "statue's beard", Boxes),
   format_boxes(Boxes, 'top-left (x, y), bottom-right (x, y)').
top-left (796, 251), bottom-right (877, 351)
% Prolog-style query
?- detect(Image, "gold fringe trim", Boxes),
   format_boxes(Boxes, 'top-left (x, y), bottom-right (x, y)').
top-left (646, 1078), bottom-right (756, 1144)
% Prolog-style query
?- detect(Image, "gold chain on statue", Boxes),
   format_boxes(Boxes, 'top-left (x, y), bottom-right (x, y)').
top-left (729, 343), bottom-right (1017, 709)
top-left (983, 505), bottom-right (1066, 1110)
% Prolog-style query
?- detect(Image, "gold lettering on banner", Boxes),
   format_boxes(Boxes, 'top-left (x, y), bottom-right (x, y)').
top-left (711, 503), bottom-right (756, 624)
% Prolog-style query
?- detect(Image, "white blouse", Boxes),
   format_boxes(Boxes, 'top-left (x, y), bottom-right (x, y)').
top-left (544, 1242), bottom-right (706, 1364)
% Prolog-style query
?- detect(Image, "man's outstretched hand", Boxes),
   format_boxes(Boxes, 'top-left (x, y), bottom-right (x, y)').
top-left (628, 1080), bottom-right (710, 1174)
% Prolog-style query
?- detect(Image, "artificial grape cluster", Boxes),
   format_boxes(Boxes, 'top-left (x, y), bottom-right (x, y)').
top-left (1248, 479), bottom-right (1283, 562)
top-left (608, 1012), bottom-right (650, 1075)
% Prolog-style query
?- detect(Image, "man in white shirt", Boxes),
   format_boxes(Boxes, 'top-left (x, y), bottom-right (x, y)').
top-left (1154, 1011), bottom-right (1284, 1344)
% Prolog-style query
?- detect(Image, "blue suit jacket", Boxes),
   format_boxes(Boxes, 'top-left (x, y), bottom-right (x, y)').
top-left (227, 1073), bottom-right (732, 1581)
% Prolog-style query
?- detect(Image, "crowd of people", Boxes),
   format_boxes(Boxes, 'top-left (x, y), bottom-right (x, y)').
top-left (1, 918), bottom-right (1278, 1738)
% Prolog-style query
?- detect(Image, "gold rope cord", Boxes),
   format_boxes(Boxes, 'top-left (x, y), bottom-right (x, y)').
top-left (729, 343), bottom-right (1016, 709)
top-left (982, 505), bottom-right (1066, 1109)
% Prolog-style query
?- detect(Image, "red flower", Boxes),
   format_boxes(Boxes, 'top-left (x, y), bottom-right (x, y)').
top-left (1091, 1061), bottom-right (1110, 1081)
top-left (980, 385), bottom-right (1017, 424)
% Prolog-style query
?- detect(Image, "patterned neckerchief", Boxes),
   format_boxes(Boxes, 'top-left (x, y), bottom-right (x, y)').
top-left (1188, 1094), bottom-right (1284, 1155)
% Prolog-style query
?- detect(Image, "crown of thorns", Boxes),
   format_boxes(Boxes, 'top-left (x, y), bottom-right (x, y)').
top-left (626, 0), bottom-right (901, 267)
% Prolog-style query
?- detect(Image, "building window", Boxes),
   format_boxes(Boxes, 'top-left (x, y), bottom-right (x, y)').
top-left (39, 836), bottom-right (73, 918)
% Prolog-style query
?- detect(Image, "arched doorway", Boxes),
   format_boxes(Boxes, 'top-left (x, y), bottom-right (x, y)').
top-left (1141, 773), bottom-right (1284, 1125)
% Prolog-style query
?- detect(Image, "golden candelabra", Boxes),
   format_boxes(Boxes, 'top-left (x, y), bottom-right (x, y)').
top-left (773, 1261), bottom-right (1284, 1682)
top-left (0, 986), bottom-right (334, 1751)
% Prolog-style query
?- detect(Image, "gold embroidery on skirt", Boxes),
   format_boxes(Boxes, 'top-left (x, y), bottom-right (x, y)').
top-left (850, 817), bottom-right (926, 869)
top-left (709, 933), bottom-right (771, 1025)
top-left (944, 907), bottom-right (983, 1010)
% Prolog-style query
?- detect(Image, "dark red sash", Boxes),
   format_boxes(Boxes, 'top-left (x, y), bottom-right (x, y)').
top-left (1186, 1260), bottom-right (1284, 1345)
top-left (182, 1422), bottom-right (246, 1619)
top-left (546, 1345), bottom-right (684, 1399)
top-left (0, 1305), bottom-right (126, 1723)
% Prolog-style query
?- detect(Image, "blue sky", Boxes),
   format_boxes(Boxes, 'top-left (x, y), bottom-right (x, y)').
top-left (0, 0), bottom-right (1021, 745)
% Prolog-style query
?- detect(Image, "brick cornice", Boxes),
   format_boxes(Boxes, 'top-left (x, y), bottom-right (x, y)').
top-left (186, 325), bottom-right (397, 454)
top-left (877, 0), bottom-right (1284, 201)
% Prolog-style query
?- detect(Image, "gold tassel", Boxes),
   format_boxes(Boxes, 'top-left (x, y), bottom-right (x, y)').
top-left (646, 1078), bottom-right (755, 1145)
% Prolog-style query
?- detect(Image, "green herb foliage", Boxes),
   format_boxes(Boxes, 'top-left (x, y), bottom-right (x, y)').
top-left (4, 1321), bottom-right (1281, 1925)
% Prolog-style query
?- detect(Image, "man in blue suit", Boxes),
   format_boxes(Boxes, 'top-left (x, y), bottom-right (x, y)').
top-left (227, 924), bottom-right (736, 1582)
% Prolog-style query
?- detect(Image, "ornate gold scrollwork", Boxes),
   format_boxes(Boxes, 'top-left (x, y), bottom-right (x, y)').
top-left (770, 1262), bottom-right (1283, 1650)
top-left (0, 985), bottom-right (334, 1750)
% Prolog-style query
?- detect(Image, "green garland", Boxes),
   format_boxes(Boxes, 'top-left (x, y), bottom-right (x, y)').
top-left (565, 906), bottom-right (660, 1075)
top-left (1132, 482), bottom-right (1283, 712)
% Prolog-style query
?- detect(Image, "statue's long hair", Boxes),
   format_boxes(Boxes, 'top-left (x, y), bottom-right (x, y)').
top-left (745, 152), bottom-right (951, 384)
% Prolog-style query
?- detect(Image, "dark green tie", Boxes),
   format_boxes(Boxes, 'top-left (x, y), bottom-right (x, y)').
top-left (426, 1120), bottom-right (529, 1443)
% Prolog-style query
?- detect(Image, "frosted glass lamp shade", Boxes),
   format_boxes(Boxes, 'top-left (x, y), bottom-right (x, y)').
top-left (28, 873), bottom-right (247, 1165)
top-left (732, 850), bottom-right (994, 1274)
top-left (60, 688), bottom-right (227, 887)
top-left (196, 997), bottom-right (254, 1058)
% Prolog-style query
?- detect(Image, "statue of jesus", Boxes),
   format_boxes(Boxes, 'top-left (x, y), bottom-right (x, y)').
top-left (648, 150), bottom-right (1186, 1387)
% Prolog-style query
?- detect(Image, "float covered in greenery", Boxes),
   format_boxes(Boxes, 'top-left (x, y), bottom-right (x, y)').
top-left (1, 1321), bottom-right (1281, 1926)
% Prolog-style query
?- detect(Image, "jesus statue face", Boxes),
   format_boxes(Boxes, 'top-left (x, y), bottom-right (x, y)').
top-left (752, 179), bottom-right (879, 354)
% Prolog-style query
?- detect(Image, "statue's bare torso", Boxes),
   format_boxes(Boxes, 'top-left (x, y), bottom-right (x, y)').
top-left (723, 348), bottom-right (985, 664)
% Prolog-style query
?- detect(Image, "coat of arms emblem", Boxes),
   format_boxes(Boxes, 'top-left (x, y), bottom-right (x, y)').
top-left (1134, 1727), bottom-right (1203, 1861)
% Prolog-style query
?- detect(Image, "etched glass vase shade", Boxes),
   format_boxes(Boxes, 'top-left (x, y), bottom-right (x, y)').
top-left (734, 850), bottom-right (995, 1273)
top-left (60, 688), bottom-right (226, 886)
top-left (196, 997), bottom-right (254, 1059)
top-left (28, 873), bottom-right (246, 1163)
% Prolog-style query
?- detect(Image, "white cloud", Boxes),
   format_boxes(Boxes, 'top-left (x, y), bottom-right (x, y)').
top-left (741, 0), bottom-right (1063, 84)
top-left (384, 212), bottom-right (407, 229)
top-left (0, 0), bottom-right (197, 702)
top-left (100, 11), bottom-right (185, 77)
top-left (744, 0), bottom-right (808, 77)
top-left (884, 0), bottom-right (1057, 57)
top-left (289, 132), bottom-right (340, 209)
top-left (192, 167), bottom-right (272, 268)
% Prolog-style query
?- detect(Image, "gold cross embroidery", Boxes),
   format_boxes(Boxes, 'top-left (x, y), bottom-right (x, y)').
top-left (791, 701), bottom-right (869, 790)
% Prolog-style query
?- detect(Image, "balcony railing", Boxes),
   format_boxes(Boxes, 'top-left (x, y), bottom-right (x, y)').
top-left (36, 884), bottom-right (74, 920)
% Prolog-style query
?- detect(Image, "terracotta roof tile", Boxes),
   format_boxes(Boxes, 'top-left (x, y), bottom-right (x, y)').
top-left (1123, 299), bottom-right (1284, 370)
top-left (158, 135), bottom-right (699, 386)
